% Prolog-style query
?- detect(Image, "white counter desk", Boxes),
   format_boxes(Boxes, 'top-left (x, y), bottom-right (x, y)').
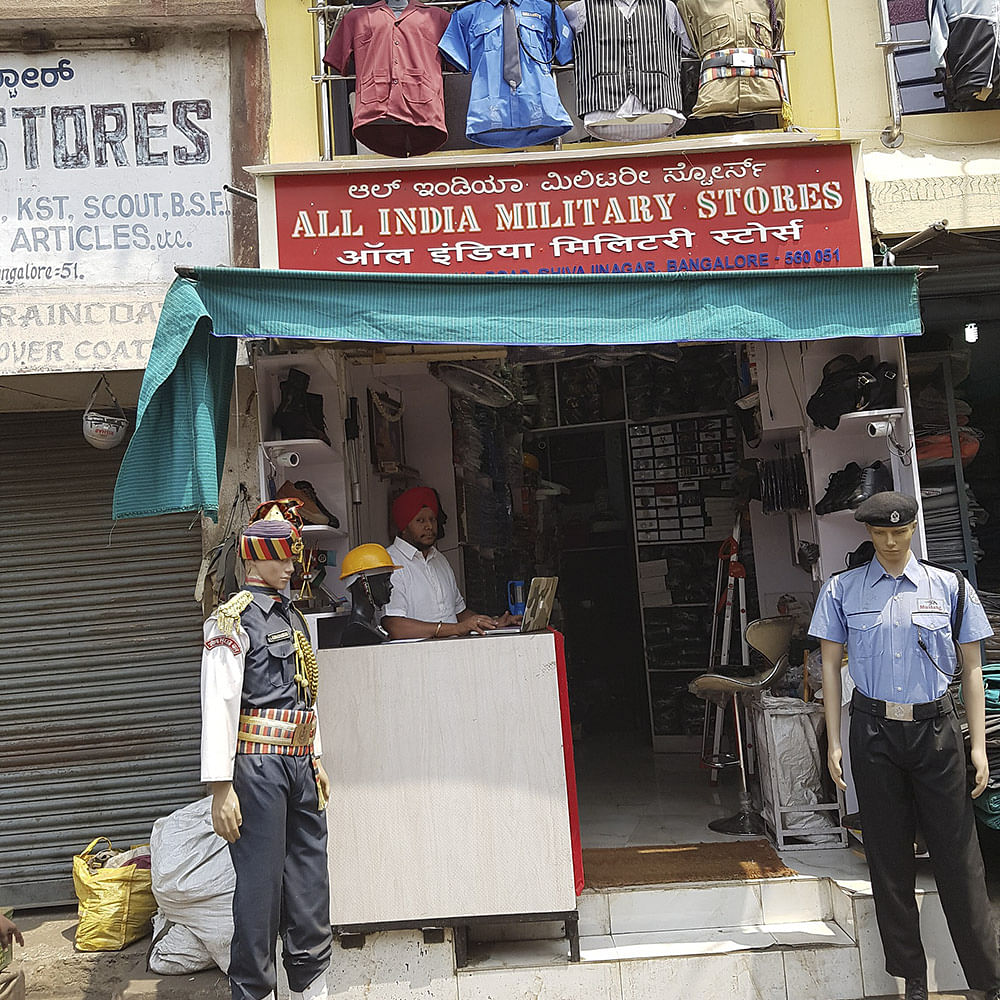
top-left (316, 630), bottom-right (582, 960)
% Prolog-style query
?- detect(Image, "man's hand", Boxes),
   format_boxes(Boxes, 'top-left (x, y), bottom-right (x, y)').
top-left (210, 781), bottom-right (242, 843)
top-left (456, 614), bottom-right (498, 635)
top-left (0, 913), bottom-right (23, 949)
top-left (496, 611), bottom-right (523, 628)
top-left (827, 744), bottom-right (847, 791)
top-left (971, 746), bottom-right (989, 799)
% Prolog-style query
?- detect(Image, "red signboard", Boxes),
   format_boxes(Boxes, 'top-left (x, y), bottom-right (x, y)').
top-left (271, 144), bottom-right (865, 275)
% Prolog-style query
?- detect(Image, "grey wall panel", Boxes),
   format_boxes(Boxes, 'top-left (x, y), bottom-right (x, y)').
top-left (0, 411), bottom-right (207, 906)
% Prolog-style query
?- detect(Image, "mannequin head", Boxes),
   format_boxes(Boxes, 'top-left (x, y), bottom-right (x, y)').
top-left (350, 569), bottom-right (394, 612)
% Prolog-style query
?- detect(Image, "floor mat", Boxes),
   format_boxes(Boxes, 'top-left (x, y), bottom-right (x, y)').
top-left (582, 840), bottom-right (798, 888)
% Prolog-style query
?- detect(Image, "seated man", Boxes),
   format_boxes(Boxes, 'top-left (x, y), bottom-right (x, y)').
top-left (382, 487), bottom-right (517, 639)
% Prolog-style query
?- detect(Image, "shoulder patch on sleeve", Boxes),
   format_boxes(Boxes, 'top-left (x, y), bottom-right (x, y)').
top-left (205, 634), bottom-right (242, 655)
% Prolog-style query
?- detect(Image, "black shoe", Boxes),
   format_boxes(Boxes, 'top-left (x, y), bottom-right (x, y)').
top-left (904, 977), bottom-right (928, 1000)
top-left (816, 462), bottom-right (862, 515)
top-left (847, 460), bottom-right (893, 509)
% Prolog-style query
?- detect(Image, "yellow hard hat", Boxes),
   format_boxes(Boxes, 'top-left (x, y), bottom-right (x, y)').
top-left (339, 543), bottom-right (401, 584)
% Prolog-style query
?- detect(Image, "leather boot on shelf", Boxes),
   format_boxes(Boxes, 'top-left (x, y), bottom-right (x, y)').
top-left (306, 392), bottom-right (331, 445)
top-left (815, 462), bottom-right (863, 515)
top-left (847, 460), bottom-right (893, 509)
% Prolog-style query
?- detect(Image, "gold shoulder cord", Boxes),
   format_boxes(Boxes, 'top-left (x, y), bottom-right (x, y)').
top-left (215, 590), bottom-right (253, 638)
top-left (291, 609), bottom-right (320, 706)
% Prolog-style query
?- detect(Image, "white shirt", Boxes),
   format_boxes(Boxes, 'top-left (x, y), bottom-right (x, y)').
top-left (383, 536), bottom-right (467, 624)
top-left (564, 0), bottom-right (692, 140)
top-left (199, 615), bottom-right (323, 782)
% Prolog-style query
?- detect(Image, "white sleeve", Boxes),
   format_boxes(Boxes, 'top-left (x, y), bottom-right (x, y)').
top-left (382, 565), bottom-right (413, 620)
top-left (927, 0), bottom-right (948, 69)
top-left (564, 1), bottom-right (585, 34)
top-left (200, 617), bottom-right (248, 783)
top-left (446, 561), bottom-right (467, 617)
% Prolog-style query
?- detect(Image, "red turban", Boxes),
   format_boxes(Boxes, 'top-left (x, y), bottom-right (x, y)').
top-left (392, 487), bottom-right (439, 532)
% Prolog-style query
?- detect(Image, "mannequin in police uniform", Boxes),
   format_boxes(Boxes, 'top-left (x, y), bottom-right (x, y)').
top-left (201, 499), bottom-right (332, 1000)
top-left (810, 491), bottom-right (1000, 1000)
top-left (338, 543), bottom-right (401, 648)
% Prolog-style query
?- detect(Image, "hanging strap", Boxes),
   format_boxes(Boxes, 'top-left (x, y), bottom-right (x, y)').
top-left (84, 374), bottom-right (126, 421)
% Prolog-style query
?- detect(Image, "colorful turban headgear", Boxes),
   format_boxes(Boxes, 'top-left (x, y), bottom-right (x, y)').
top-left (240, 498), bottom-right (304, 560)
top-left (391, 486), bottom-right (439, 533)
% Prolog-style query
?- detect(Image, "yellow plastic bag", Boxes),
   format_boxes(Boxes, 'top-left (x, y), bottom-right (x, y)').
top-left (72, 837), bottom-right (156, 951)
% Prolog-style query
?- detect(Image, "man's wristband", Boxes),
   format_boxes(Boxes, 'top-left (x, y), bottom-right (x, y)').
top-left (434, 621), bottom-right (443, 637)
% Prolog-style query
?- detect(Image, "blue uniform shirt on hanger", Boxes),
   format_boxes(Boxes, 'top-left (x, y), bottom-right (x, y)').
top-left (439, 0), bottom-right (574, 147)
top-left (809, 553), bottom-right (992, 704)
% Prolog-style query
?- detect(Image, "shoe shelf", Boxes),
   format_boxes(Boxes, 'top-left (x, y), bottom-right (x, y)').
top-left (261, 438), bottom-right (335, 454)
top-left (837, 407), bottom-right (904, 422)
top-left (301, 524), bottom-right (348, 546)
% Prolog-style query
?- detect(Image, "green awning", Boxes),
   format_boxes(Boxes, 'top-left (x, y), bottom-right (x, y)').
top-left (112, 265), bottom-right (922, 520)
top-left (112, 279), bottom-right (235, 523)
top-left (188, 264), bottom-right (922, 344)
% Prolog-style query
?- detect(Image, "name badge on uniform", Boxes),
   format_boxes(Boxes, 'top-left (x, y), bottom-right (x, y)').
top-left (266, 629), bottom-right (292, 643)
top-left (916, 599), bottom-right (945, 614)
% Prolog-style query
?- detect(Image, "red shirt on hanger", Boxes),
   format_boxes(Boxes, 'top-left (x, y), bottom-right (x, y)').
top-left (324, 1), bottom-right (452, 157)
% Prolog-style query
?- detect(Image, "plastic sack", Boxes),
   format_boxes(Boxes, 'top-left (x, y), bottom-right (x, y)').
top-left (149, 911), bottom-right (215, 975)
top-left (73, 837), bottom-right (157, 951)
top-left (149, 797), bottom-right (235, 974)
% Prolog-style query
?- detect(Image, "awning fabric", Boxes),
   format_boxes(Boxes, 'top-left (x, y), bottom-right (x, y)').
top-left (112, 265), bottom-right (922, 520)
top-left (112, 279), bottom-right (236, 522)
top-left (188, 264), bottom-right (922, 345)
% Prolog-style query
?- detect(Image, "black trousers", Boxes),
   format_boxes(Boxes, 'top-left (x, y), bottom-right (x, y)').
top-left (229, 754), bottom-right (333, 1000)
top-left (850, 705), bottom-right (1000, 989)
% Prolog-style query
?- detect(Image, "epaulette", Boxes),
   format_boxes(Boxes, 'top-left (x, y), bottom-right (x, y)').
top-left (214, 590), bottom-right (254, 638)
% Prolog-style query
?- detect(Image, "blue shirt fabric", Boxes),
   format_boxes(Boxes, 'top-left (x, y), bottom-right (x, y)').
top-left (809, 553), bottom-right (992, 703)
top-left (439, 0), bottom-right (574, 147)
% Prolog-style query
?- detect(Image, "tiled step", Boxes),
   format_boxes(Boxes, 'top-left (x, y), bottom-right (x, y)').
top-left (467, 918), bottom-right (854, 969)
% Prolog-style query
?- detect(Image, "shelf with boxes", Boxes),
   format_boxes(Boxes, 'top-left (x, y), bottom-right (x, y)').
top-left (628, 411), bottom-right (745, 748)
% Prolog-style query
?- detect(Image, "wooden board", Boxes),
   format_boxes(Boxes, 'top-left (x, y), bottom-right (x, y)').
top-left (317, 632), bottom-right (576, 925)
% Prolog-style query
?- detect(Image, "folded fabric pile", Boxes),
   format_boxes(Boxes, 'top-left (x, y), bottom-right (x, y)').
top-left (920, 483), bottom-right (986, 565)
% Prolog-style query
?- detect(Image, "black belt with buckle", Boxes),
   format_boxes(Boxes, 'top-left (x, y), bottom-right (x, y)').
top-left (851, 689), bottom-right (954, 722)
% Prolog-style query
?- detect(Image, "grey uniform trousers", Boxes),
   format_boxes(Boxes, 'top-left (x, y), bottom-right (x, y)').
top-left (229, 754), bottom-right (332, 1000)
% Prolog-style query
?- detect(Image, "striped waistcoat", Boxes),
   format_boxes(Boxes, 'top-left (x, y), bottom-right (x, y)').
top-left (573, 0), bottom-right (684, 116)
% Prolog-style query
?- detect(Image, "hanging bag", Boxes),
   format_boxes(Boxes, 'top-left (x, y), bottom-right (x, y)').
top-left (72, 837), bottom-right (157, 951)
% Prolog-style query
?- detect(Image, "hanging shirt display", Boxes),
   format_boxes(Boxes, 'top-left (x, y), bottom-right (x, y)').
top-left (324, 0), bottom-right (452, 158)
top-left (439, 0), bottom-right (574, 148)
top-left (565, 0), bottom-right (691, 141)
top-left (928, 0), bottom-right (1000, 107)
top-left (675, 0), bottom-right (785, 118)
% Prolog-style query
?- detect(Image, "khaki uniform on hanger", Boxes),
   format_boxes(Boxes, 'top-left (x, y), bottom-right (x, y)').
top-left (676, 0), bottom-right (785, 117)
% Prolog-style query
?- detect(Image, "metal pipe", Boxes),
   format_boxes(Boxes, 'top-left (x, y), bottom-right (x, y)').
top-left (889, 220), bottom-right (948, 256)
top-left (316, 0), bottom-right (333, 160)
top-left (875, 0), bottom-right (905, 147)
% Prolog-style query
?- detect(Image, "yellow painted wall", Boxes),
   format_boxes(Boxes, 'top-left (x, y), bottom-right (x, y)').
top-left (785, 2), bottom-right (839, 135)
top-left (265, 0), bottom-right (322, 163)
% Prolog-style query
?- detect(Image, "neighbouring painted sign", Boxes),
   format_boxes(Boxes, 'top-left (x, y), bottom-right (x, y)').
top-left (269, 143), bottom-right (866, 276)
top-left (0, 41), bottom-right (233, 375)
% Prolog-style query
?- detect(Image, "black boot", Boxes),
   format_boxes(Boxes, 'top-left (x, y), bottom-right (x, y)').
top-left (847, 460), bottom-right (893, 509)
top-left (815, 463), bottom-right (862, 515)
top-left (904, 977), bottom-right (927, 1000)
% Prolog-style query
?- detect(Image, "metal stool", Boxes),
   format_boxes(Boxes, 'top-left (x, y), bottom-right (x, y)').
top-left (689, 616), bottom-right (795, 837)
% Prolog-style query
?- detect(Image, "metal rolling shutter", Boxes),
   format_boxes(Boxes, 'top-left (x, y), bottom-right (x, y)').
top-left (0, 411), bottom-right (206, 906)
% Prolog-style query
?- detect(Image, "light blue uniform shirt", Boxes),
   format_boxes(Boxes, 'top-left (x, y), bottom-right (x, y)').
top-left (439, 0), bottom-right (574, 147)
top-left (809, 553), bottom-right (992, 703)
